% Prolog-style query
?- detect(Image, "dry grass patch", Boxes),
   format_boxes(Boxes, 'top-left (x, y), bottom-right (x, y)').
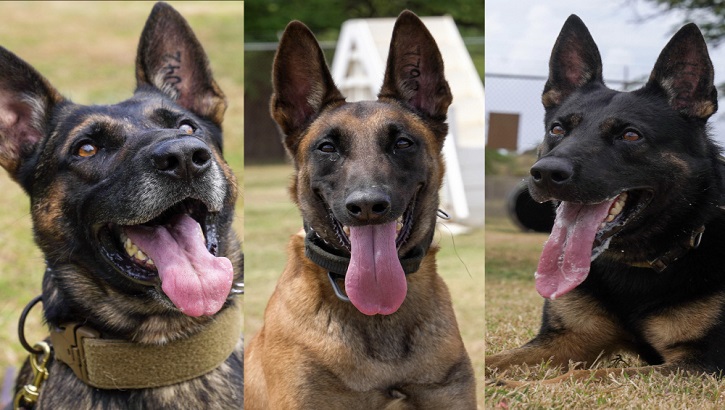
top-left (485, 217), bottom-right (725, 408)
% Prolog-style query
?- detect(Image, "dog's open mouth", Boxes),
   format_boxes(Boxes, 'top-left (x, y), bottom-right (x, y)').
top-left (330, 198), bottom-right (415, 253)
top-left (97, 198), bottom-right (234, 317)
top-left (534, 189), bottom-right (653, 300)
top-left (592, 190), bottom-right (652, 258)
top-left (316, 192), bottom-right (418, 316)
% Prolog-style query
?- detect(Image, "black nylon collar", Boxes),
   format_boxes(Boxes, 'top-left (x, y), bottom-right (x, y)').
top-left (627, 225), bottom-right (704, 272)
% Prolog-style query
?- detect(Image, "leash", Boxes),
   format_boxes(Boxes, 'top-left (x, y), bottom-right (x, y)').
top-left (303, 209), bottom-right (450, 302)
top-left (13, 294), bottom-right (242, 407)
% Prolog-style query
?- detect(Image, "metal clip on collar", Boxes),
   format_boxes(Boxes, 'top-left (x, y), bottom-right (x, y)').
top-left (13, 341), bottom-right (51, 410)
top-left (49, 324), bottom-right (101, 385)
top-left (14, 295), bottom-right (51, 410)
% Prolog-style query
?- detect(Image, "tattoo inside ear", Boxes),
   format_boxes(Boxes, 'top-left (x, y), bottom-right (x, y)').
top-left (161, 51), bottom-right (183, 94)
top-left (402, 45), bottom-right (422, 96)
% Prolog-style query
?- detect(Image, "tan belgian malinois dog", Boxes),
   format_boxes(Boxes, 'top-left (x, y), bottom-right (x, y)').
top-left (245, 10), bottom-right (476, 409)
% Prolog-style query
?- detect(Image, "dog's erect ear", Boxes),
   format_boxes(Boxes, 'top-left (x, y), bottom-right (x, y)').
top-left (0, 47), bottom-right (63, 181)
top-left (646, 23), bottom-right (717, 119)
top-left (542, 15), bottom-right (603, 109)
top-left (378, 10), bottom-right (451, 122)
top-left (136, 2), bottom-right (226, 127)
top-left (271, 21), bottom-right (345, 154)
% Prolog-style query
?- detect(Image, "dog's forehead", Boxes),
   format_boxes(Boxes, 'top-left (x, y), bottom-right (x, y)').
top-left (52, 94), bottom-right (188, 133)
top-left (298, 101), bottom-right (431, 158)
top-left (313, 101), bottom-right (428, 137)
top-left (554, 87), bottom-right (670, 126)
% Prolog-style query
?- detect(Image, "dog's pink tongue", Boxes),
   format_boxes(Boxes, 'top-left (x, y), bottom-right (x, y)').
top-left (345, 221), bottom-right (407, 315)
top-left (535, 200), bottom-right (614, 299)
top-left (124, 214), bottom-right (233, 317)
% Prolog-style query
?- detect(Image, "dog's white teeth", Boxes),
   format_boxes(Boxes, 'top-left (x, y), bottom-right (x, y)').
top-left (609, 193), bottom-right (628, 217)
top-left (124, 236), bottom-right (139, 257)
top-left (135, 249), bottom-right (148, 261)
top-left (343, 226), bottom-right (350, 236)
top-left (600, 193), bottom-right (629, 229)
top-left (396, 219), bottom-right (403, 233)
top-left (122, 232), bottom-right (156, 267)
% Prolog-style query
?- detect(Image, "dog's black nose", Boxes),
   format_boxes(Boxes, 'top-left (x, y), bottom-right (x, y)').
top-left (345, 189), bottom-right (392, 223)
top-left (530, 157), bottom-right (574, 187)
top-left (152, 138), bottom-right (212, 180)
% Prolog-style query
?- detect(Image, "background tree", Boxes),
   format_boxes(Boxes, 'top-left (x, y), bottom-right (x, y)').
top-left (246, 0), bottom-right (484, 41)
top-left (638, 0), bottom-right (725, 45)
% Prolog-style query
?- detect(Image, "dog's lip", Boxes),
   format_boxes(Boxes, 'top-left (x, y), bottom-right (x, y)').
top-left (592, 188), bottom-right (654, 248)
top-left (96, 198), bottom-right (219, 286)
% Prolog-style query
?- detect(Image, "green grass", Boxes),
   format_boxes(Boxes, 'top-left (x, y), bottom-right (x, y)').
top-left (244, 163), bottom-right (486, 408)
top-left (0, 0), bottom-right (243, 393)
top-left (485, 217), bottom-right (725, 409)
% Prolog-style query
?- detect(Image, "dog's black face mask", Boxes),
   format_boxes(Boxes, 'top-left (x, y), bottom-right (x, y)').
top-left (528, 15), bottom-right (720, 299)
top-left (41, 94), bottom-right (237, 318)
top-left (0, 3), bottom-right (241, 337)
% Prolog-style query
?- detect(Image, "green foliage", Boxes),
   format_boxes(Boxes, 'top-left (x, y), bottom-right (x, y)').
top-left (485, 148), bottom-right (513, 175)
top-left (485, 149), bottom-right (538, 176)
top-left (642, 0), bottom-right (725, 45)
top-left (245, 0), bottom-right (484, 41)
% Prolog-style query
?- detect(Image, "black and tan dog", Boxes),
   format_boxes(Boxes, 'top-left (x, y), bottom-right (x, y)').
top-left (245, 11), bottom-right (476, 409)
top-left (1, 2), bottom-right (243, 408)
top-left (487, 15), bottom-right (725, 385)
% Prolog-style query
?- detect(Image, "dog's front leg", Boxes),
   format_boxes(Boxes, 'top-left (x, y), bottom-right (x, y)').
top-left (486, 293), bottom-right (629, 376)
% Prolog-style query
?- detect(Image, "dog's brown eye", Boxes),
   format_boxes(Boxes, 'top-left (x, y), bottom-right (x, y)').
top-left (318, 142), bottom-right (336, 153)
top-left (179, 122), bottom-right (194, 135)
top-left (549, 124), bottom-right (565, 136)
top-left (78, 143), bottom-right (98, 157)
top-left (622, 130), bottom-right (641, 141)
top-left (395, 138), bottom-right (413, 150)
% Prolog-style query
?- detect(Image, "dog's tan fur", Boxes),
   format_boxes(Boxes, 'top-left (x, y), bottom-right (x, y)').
top-left (245, 11), bottom-right (476, 409)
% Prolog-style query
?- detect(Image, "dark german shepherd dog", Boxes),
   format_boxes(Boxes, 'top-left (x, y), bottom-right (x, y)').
top-left (486, 14), bottom-right (725, 384)
top-left (2, 2), bottom-right (243, 408)
top-left (245, 11), bottom-right (476, 409)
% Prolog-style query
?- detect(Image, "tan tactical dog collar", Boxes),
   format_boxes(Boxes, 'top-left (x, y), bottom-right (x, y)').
top-left (48, 302), bottom-right (242, 389)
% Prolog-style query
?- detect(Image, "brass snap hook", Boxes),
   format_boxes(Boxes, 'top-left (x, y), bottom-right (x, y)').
top-left (13, 341), bottom-right (51, 409)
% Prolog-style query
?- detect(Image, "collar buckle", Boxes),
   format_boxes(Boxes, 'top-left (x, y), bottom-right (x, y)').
top-left (49, 323), bottom-right (100, 385)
